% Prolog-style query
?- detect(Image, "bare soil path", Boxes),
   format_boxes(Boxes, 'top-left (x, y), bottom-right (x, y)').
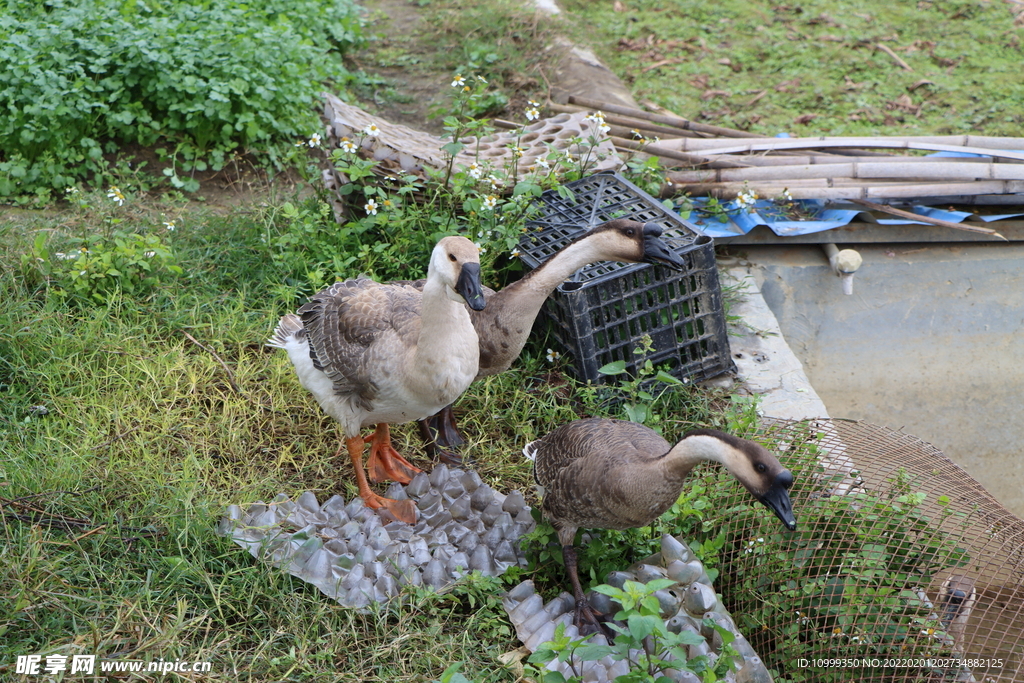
top-left (347, 0), bottom-right (454, 135)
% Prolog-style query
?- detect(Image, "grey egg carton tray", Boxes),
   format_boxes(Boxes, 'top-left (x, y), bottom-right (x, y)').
top-left (503, 535), bottom-right (772, 683)
top-left (218, 464), bottom-right (535, 608)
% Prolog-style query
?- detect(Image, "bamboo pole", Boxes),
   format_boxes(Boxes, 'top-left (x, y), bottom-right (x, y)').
top-left (667, 179), bottom-right (1022, 199)
top-left (612, 136), bottom-right (753, 169)
top-left (847, 198), bottom-right (1006, 240)
top-left (655, 136), bottom-right (1024, 158)
top-left (546, 102), bottom-right (701, 139)
top-left (666, 160), bottom-right (1024, 183)
top-left (568, 95), bottom-right (766, 138)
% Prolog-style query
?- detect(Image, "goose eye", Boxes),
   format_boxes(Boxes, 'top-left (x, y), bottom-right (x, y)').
top-left (755, 462), bottom-right (767, 473)
top-left (625, 228), bottom-right (634, 236)
top-left (448, 253), bottom-right (457, 262)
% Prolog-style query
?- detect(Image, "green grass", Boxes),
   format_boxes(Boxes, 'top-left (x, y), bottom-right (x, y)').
top-left (559, 0), bottom-right (1024, 137)
top-left (0, 188), bottom-right (727, 680)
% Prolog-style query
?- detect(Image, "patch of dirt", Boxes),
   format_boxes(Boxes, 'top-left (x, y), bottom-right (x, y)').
top-left (346, 0), bottom-right (457, 135)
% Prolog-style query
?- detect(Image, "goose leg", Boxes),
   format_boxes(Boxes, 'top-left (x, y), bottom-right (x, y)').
top-left (417, 405), bottom-right (468, 466)
top-left (344, 436), bottom-right (417, 524)
top-left (366, 423), bottom-right (422, 484)
top-left (562, 544), bottom-right (609, 637)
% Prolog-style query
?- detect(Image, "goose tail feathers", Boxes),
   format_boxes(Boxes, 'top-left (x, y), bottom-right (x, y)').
top-left (266, 313), bottom-right (305, 349)
top-left (523, 440), bottom-right (539, 462)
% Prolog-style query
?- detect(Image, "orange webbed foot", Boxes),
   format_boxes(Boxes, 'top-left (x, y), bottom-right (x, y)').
top-left (361, 492), bottom-right (417, 524)
top-left (366, 424), bottom-right (422, 484)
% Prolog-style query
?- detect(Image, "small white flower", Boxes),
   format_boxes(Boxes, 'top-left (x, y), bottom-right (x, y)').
top-left (511, 248), bottom-right (521, 258)
top-left (780, 188), bottom-right (793, 202)
top-left (308, 133), bottom-right (322, 148)
top-left (65, 186), bottom-right (79, 195)
top-left (364, 199), bottom-right (378, 215)
top-left (757, 537), bottom-right (765, 543)
top-left (295, 140), bottom-right (305, 147)
top-left (107, 185), bottom-right (125, 206)
top-left (525, 107), bottom-right (540, 121)
top-left (536, 157), bottom-right (550, 171)
top-left (511, 146), bottom-right (525, 159)
top-left (584, 111), bottom-right (605, 123)
top-left (528, 99), bottom-right (540, 108)
top-left (476, 75), bottom-right (488, 84)
top-left (467, 163), bottom-right (483, 179)
top-left (482, 195), bottom-right (498, 211)
top-left (737, 190), bottom-right (760, 211)
top-left (340, 137), bottom-right (358, 153)
top-left (451, 75), bottom-right (466, 88)
top-left (487, 175), bottom-right (500, 189)
top-left (144, 251), bottom-right (156, 258)
top-left (163, 220), bottom-right (176, 231)
top-left (546, 348), bottom-right (560, 363)
top-left (475, 242), bottom-right (487, 254)
top-left (362, 124), bottom-right (381, 137)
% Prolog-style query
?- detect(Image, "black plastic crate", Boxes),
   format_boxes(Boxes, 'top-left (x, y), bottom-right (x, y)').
top-left (519, 172), bottom-right (734, 385)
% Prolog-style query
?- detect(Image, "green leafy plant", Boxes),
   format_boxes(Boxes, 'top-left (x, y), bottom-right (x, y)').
top-left (526, 579), bottom-right (738, 683)
top-left (21, 229), bottom-right (182, 305)
top-left (0, 0), bottom-right (363, 202)
top-left (315, 77), bottom-right (612, 290)
top-left (686, 424), bottom-right (973, 682)
top-left (597, 334), bottom-right (685, 428)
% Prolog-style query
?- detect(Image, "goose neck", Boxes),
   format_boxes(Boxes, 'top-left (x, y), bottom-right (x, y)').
top-left (525, 237), bottom-right (609, 293)
top-left (662, 436), bottom-right (728, 481)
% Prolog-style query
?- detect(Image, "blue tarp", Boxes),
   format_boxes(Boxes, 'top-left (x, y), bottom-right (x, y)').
top-left (688, 198), bottom-right (1024, 238)
top-left (687, 144), bottom-right (1024, 237)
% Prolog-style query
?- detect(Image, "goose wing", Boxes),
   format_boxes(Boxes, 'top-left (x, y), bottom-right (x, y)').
top-left (531, 418), bottom-right (670, 487)
top-left (297, 278), bottom-right (423, 407)
top-left (531, 418), bottom-right (672, 533)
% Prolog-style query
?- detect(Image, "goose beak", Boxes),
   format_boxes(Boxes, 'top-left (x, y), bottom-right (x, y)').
top-left (759, 469), bottom-right (797, 531)
top-left (641, 223), bottom-right (686, 270)
top-left (456, 262), bottom-right (486, 311)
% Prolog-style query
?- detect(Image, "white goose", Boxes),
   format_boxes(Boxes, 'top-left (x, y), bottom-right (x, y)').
top-left (419, 219), bottom-right (688, 461)
top-left (268, 236), bottom-right (486, 523)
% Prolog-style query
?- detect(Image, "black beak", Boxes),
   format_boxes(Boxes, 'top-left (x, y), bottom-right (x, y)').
top-left (456, 262), bottom-right (486, 311)
top-left (641, 223), bottom-right (686, 270)
top-left (940, 591), bottom-right (967, 626)
top-left (759, 469), bottom-right (797, 531)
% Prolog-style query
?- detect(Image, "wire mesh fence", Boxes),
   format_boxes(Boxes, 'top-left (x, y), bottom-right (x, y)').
top-left (688, 418), bottom-right (1023, 683)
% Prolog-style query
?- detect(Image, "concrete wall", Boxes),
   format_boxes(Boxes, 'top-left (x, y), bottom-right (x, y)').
top-left (740, 243), bottom-right (1024, 518)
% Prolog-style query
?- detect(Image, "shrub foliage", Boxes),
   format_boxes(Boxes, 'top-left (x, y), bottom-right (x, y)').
top-left (0, 0), bottom-right (363, 201)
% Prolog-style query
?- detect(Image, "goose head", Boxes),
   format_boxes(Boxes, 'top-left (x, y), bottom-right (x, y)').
top-left (582, 219), bottom-right (687, 270)
top-left (682, 429), bottom-right (797, 530)
top-left (429, 236), bottom-right (487, 310)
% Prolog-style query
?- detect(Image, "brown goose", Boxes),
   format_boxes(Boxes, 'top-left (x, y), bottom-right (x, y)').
top-left (420, 219), bottom-right (687, 461)
top-left (267, 236), bottom-right (486, 524)
top-left (526, 417), bottom-right (797, 633)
